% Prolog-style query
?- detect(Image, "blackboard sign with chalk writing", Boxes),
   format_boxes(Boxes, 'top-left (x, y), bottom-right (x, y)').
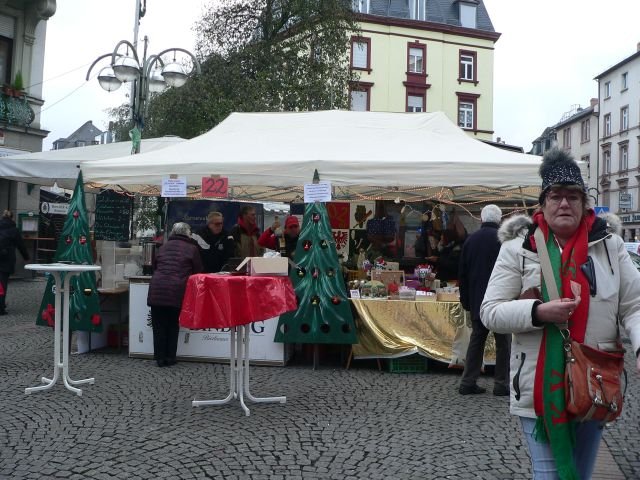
top-left (94, 190), bottom-right (132, 241)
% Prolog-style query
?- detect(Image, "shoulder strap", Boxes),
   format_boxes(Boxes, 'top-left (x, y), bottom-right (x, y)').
top-left (534, 228), bottom-right (560, 301)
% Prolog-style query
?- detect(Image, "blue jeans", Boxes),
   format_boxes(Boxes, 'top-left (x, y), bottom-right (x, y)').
top-left (520, 416), bottom-right (603, 479)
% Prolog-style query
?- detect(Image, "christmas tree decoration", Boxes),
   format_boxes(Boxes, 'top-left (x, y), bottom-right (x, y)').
top-left (275, 201), bottom-right (357, 345)
top-left (36, 171), bottom-right (102, 332)
top-left (296, 267), bottom-right (306, 278)
top-left (320, 239), bottom-right (329, 249)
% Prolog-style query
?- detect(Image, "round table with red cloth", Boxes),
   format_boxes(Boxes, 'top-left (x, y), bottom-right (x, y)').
top-left (179, 274), bottom-right (297, 330)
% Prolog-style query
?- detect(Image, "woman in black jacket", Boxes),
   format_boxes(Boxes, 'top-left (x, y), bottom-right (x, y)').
top-left (0, 210), bottom-right (29, 315)
top-left (147, 222), bottom-right (202, 367)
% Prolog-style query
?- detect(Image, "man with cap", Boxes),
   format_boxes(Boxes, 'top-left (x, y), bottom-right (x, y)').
top-left (258, 215), bottom-right (300, 259)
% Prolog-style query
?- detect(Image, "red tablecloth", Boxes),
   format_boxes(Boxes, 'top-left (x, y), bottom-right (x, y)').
top-left (179, 274), bottom-right (297, 329)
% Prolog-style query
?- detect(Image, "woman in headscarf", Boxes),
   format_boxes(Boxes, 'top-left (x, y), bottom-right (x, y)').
top-left (481, 148), bottom-right (640, 479)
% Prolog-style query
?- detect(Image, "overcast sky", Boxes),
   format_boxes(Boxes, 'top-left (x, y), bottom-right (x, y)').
top-left (41, 0), bottom-right (640, 152)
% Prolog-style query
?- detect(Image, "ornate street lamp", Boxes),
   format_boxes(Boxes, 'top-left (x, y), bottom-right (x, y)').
top-left (86, 35), bottom-right (201, 153)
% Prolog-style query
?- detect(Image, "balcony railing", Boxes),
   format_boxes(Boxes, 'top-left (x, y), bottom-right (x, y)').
top-left (0, 91), bottom-right (35, 127)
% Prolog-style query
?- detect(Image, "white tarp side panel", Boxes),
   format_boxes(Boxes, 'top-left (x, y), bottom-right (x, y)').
top-left (0, 136), bottom-right (185, 188)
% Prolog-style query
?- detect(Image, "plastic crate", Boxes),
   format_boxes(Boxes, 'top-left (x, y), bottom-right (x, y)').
top-left (388, 354), bottom-right (428, 373)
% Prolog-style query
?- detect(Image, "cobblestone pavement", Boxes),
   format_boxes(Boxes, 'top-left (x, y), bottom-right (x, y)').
top-left (1, 278), bottom-right (639, 479)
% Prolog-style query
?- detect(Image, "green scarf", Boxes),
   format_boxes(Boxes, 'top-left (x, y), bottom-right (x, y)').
top-left (534, 233), bottom-right (578, 480)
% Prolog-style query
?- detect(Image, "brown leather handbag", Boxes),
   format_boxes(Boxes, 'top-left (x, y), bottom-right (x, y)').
top-left (534, 229), bottom-right (626, 423)
top-left (563, 333), bottom-right (625, 422)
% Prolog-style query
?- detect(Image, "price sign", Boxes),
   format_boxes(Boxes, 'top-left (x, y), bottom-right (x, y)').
top-left (201, 176), bottom-right (229, 198)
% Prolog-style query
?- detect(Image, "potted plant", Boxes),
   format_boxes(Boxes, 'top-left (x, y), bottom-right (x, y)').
top-left (11, 70), bottom-right (24, 96)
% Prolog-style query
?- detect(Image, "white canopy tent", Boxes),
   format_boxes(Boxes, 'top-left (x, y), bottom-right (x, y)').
top-left (82, 111), bottom-right (551, 204)
top-left (0, 136), bottom-right (184, 189)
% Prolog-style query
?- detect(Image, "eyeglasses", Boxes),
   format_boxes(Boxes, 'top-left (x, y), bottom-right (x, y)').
top-left (211, 222), bottom-right (223, 226)
top-left (546, 193), bottom-right (582, 206)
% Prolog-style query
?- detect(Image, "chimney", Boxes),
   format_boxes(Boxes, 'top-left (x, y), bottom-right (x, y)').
top-left (496, 136), bottom-right (501, 143)
top-left (590, 98), bottom-right (598, 107)
top-left (637, 42), bottom-right (640, 51)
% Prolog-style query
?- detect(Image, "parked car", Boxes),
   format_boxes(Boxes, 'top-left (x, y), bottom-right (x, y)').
top-left (624, 242), bottom-right (640, 255)
top-left (628, 251), bottom-right (640, 272)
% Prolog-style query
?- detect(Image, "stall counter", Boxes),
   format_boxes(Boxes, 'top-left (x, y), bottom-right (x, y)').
top-left (351, 298), bottom-right (496, 366)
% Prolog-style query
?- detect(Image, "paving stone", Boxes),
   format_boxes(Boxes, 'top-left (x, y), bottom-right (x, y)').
top-left (1, 278), bottom-right (639, 479)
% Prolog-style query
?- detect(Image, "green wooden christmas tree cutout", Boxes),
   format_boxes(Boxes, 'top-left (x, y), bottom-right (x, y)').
top-left (36, 171), bottom-right (102, 332)
top-left (275, 201), bottom-right (356, 344)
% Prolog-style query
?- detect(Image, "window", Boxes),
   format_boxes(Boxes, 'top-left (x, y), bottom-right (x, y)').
top-left (604, 114), bottom-right (611, 137)
top-left (408, 47), bottom-right (423, 74)
top-left (408, 45), bottom-right (425, 74)
top-left (456, 92), bottom-right (480, 130)
top-left (603, 149), bottom-right (611, 174)
top-left (621, 106), bottom-right (629, 131)
top-left (407, 94), bottom-right (424, 112)
top-left (351, 37), bottom-right (370, 71)
top-left (620, 144), bottom-right (629, 170)
top-left (459, 3), bottom-right (477, 28)
top-left (622, 72), bottom-right (628, 90)
top-left (352, 0), bottom-right (369, 13)
top-left (0, 35), bottom-right (12, 86)
top-left (409, 0), bottom-right (426, 21)
top-left (350, 84), bottom-right (371, 111)
top-left (76, 141), bottom-right (86, 147)
top-left (459, 102), bottom-right (473, 129)
top-left (562, 128), bottom-right (571, 149)
top-left (459, 51), bottom-right (477, 82)
top-left (581, 119), bottom-right (590, 143)
top-left (604, 81), bottom-right (611, 98)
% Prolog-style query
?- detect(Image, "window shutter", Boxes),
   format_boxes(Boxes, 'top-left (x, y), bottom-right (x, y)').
top-left (351, 90), bottom-right (368, 111)
top-left (352, 42), bottom-right (368, 68)
top-left (0, 15), bottom-right (15, 39)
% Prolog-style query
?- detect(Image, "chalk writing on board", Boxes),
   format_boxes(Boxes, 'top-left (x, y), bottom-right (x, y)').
top-left (94, 191), bottom-right (131, 241)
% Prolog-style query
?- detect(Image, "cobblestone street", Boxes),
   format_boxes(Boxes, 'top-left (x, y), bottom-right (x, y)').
top-left (1, 278), bottom-right (639, 479)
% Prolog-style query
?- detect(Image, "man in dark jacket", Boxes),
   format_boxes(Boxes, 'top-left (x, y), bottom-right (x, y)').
top-left (458, 204), bottom-right (511, 396)
top-left (0, 210), bottom-right (29, 315)
top-left (147, 222), bottom-right (202, 367)
top-left (191, 211), bottom-right (235, 272)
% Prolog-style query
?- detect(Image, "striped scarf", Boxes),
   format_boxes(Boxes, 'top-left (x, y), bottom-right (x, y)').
top-left (530, 210), bottom-right (594, 479)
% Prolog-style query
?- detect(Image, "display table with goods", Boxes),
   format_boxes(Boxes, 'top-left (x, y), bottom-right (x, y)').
top-left (25, 263), bottom-right (101, 396)
top-left (179, 273), bottom-right (297, 416)
top-left (350, 298), bottom-right (496, 370)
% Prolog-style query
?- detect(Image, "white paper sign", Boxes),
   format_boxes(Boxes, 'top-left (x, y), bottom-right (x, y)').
top-left (304, 181), bottom-right (332, 203)
top-left (41, 202), bottom-right (69, 215)
top-left (161, 176), bottom-right (187, 197)
top-left (350, 289), bottom-right (361, 299)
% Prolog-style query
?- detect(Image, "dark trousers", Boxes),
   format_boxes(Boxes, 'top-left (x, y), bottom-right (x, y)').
top-left (150, 306), bottom-right (181, 363)
top-left (460, 317), bottom-right (511, 388)
top-left (0, 271), bottom-right (9, 312)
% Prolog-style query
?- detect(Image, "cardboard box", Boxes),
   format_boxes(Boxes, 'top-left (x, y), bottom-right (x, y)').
top-left (237, 257), bottom-right (289, 276)
top-left (436, 292), bottom-right (460, 302)
top-left (372, 270), bottom-right (405, 288)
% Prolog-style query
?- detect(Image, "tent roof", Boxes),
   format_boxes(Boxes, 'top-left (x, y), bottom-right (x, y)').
top-left (82, 111), bottom-right (549, 203)
top-left (0, 136), bottom-right (184, 189)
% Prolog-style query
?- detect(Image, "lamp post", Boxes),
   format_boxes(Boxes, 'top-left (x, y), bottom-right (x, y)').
top-left (86, 36), bottom-right (201, 153)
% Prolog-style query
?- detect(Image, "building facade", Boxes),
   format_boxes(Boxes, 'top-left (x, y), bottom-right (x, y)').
top-left (0, 1), bottom-right (56, 276)
top-left (52, 121), bottom-right (104, 150)
top-left (350, 0), bottom-right (499, 140)
top-left (595, 46), bottom-right (640, 241)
